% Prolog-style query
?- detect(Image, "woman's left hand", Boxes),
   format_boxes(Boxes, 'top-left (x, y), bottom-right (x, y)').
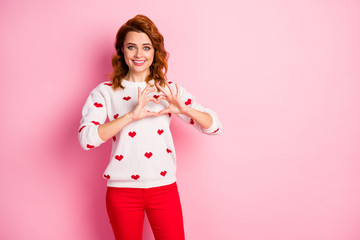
top-left (155, 81), bottom-right (189, 115)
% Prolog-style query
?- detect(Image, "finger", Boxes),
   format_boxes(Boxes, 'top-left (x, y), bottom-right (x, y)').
top-left (146, 88), bottom-right (156, 95)
top-left (158, 108), bottom-right (171, 115)
top-left (141, 84), bottom-right (150, 95)
top-left (153, 95), bottom-right (165, 104)
top-left (155, 82), bottom-right (168, 96)
top-left (145, 97), bottom-right (157, 103)
top-left (138, 87), bottom-right (142, 99)
top-left (149, 95), bottom-right (165, 104)
top-left (175, 83), bottom-right (180, 97)
top-left (153, 98), bottom-right (160, 104)
top-left (143, 86), bottom-right (155, 97)
top-left (164, 81), bottom-right (175, 96)
top-left (145, 111), bottom-right (159, 117)
top-left (156, 95), bottom-right (166, 102)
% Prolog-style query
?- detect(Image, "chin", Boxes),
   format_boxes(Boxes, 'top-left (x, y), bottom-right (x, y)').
top-left (131, 65), bottom-right (151, 73)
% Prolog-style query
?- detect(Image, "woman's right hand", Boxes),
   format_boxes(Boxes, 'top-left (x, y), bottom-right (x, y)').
top-left (97, 84), bottom-right (159, 142)
top-left (129, 85), bottom-right (160, 120)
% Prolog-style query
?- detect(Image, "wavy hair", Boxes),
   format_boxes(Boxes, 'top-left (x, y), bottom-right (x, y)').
top-left (108, 15), bottom-right (169, 90)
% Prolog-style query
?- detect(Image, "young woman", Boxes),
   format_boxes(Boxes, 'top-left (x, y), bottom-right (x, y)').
top-left (78, 14), bottom-right (222, 240)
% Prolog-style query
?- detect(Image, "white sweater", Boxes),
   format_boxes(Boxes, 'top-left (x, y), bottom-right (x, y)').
top-left (78, 79), bottom-right (222, 188)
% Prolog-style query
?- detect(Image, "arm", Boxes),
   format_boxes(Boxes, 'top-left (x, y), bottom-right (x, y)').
top-left (78, 87), bottom-right (107, 150)
top-left (181, 105), bottom-right (213, 129)
top-left (155, 81), bottom-right (222, 135)
top-left (97, 113), bottom-right (133, 142)
top-left (79, 84), bottom-right (159, 149)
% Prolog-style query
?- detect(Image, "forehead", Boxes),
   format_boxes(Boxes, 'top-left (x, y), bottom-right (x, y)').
top-left (124, 31), bottom-right (152, 44)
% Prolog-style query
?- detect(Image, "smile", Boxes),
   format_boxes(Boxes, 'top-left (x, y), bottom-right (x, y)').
top-left (132, 60), bottom-right (146, 66)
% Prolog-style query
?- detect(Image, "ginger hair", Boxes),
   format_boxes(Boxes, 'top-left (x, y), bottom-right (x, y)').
top-left (108, 15), bottom-right (169, 90)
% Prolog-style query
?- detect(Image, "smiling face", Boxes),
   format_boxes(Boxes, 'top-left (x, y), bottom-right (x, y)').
top-left (122, 31), bottom-right (155, 79)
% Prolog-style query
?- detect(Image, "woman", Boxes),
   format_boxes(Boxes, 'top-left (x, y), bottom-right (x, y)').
top-left (78, 14), bottom-right (222, 240)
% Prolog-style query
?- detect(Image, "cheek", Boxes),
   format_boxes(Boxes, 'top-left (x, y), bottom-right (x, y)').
top-left (123, 50), bottom-right (132, 60)
top-left (146, 51), bottom-right (155, 61)
top-left (124, 51), bottom-right (129, 60)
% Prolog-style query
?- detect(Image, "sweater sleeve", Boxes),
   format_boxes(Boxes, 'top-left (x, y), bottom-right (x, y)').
top-left (78, 86), bottom-right (107, 150)
top-left (175, 84), bottom-right (222, 135)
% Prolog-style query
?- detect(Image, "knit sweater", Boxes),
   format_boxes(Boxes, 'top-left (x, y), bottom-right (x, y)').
top-left (78, 79), bottom-right (222, 188)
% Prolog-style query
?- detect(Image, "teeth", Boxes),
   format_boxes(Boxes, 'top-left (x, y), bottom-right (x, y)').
top-left (133, 60), bottom-right (145, 63)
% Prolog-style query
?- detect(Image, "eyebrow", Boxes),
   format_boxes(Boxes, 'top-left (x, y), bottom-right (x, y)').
top-left (126, 42), bottom-right (152, 46)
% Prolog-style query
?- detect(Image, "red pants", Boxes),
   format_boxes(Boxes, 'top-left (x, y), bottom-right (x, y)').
top-left (106, 182), bottom-right (185, 240)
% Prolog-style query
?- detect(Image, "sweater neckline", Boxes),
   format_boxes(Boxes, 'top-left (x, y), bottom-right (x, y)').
top-left (122, 79), bottom-right (154, 87)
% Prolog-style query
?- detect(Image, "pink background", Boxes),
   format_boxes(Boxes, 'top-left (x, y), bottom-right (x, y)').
top-left (1, 0), bottom-right (360, 239)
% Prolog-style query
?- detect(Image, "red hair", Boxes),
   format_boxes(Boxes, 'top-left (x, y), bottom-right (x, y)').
top-left (108, 15), bottom-right (169, 90)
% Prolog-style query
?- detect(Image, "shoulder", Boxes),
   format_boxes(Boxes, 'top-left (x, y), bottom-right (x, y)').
top-left (89, 81), bottom-right (117, 96)
top-left (97, 81), bottom-right (114, 91)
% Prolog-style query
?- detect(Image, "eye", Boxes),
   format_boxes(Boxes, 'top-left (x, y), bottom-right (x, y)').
top-left (127, 46), bottom-right (135, 50)
top-left (144, 46), bottom-right (151, 51)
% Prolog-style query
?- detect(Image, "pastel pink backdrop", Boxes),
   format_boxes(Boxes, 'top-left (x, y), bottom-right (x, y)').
top-left (1, 0), bottom-right (359, 239)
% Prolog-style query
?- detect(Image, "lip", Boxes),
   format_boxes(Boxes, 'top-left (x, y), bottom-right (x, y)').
top-left (132, 60), bottom-right (146, 66)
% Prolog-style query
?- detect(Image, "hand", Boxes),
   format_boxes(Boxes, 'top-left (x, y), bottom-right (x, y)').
top-left (155, 81), bottom-right (189, 115)
top-left (129, 85), bottom-right (160, 120)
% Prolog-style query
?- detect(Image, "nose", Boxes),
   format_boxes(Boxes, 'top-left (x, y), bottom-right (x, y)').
top-left (135, 48), bottom-right (143, 58)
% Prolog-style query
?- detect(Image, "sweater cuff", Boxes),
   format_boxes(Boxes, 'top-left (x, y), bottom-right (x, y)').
top-left (91, 125), bottom-right (106, 146)
top-left (201, 110), bottom-right (219, 134)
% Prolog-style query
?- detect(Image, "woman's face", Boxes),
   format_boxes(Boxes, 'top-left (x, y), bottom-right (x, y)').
top-left (122, 31), bottom-right (155, 76)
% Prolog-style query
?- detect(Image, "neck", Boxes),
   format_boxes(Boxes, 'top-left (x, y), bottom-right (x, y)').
top-left (125, 69), bottom-right (150, 82)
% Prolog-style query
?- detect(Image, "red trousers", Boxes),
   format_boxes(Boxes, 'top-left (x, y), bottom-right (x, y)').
top-left (106, 182), bottom-right (185, 240)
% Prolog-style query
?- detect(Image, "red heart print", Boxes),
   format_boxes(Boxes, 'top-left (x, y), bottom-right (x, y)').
top-left (213, 128), bottom-right (219, 133)
top-left (144, 152), bottom-right (153, 159)
top-left (104, 174), bottom-right (110, 179)
top-left (190, 119), bottom-right (194, 125)
top-left (131, 175), bottom-right (140, 180)
top-left (115, 155), bottom-right (123, 161)
top-left (94, 102), bottom-right (103, 108)
top-left (113, 113), bottom-right (119, 119)
top-left (87, 144), bottom-right (94, 149)
top-left (91, 121), bottom-right (100, 125)
top-left (123, 96), bottom-right (131, 101)
top-left (185, 99), bottom-right (191, 105)
top-left (168, 81), bottom-right (173, 84)
top-left (128, 131), bottom-right (136, 138)
top-left (78, 126), bottom-right (86, 133)
top-left (112, 136), bottom-right (116, 142)
top-left (104, 82), bottom-right (112, 86)
top-left (168, 113), bottom-right (172, 118)
top-left (160, 171), bottom-right (167, 177)
top-left (166, 148), bottom-right (172, 153)
top-left (153, 95), bottom-right (160, 99)
top-left (157, 129), bottom-right (164, 135)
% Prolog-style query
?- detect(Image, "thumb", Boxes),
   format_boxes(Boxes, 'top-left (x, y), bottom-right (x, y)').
top-left (158, 108), bottom-right (171, 116)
